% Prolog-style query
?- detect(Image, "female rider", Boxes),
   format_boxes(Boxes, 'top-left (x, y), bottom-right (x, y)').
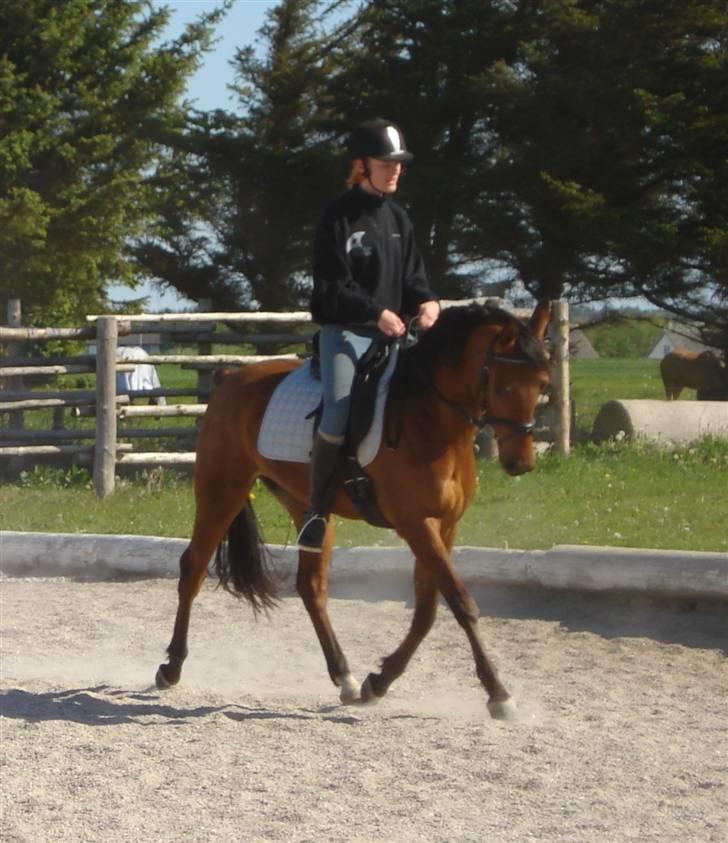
top-left (297, 118), bottom-right (440, 552)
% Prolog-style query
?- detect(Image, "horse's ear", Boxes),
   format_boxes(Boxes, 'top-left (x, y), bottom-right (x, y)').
top-left (494, 320), bottom-right (520, 353)
top-left (529, 300), bottom-right (551, 341)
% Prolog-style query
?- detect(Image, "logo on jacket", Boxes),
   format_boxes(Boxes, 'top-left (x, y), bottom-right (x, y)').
top-left (346, 230), bottom-right (371, 257)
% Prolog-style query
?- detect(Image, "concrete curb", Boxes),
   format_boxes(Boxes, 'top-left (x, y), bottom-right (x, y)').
top-left (1, 531), bottom-right (726, 600)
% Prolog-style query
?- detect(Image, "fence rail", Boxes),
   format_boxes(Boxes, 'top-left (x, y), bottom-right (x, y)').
top-left (1, 297), bottom-right (570, 496)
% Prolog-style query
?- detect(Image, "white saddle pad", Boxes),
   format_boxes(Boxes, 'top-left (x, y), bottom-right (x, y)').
top-left (257, 349), bottom-right (399, 467)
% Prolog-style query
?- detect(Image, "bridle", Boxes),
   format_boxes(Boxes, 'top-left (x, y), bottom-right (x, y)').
top-left (423, 335), bottom-right (540, 441)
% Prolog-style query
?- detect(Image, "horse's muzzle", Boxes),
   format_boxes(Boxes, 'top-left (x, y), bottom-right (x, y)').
top-left (502, 456), bottom-right (535, 476)
top-left (499, 440), bottom-right (537, 476)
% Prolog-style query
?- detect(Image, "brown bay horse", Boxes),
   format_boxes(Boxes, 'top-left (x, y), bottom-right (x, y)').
top-left (660, 347), bottom-right (726, 400)
top-left (155, 302), bottom-right (552, 718)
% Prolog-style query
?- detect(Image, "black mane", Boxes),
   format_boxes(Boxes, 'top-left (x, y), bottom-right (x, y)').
top-left (397, 304), bottom-right (546, 390)
top-left (405, 305), bottom-right (509, 371)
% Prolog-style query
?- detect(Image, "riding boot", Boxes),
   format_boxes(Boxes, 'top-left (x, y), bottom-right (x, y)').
top-left (296, 433), bottom-right (342, 552)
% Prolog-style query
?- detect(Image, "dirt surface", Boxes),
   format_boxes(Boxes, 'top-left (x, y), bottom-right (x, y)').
top-left (1, 574), bottom-right (726, 842)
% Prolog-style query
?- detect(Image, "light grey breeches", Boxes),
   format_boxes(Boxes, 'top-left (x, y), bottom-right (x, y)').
top-left (317, 324), bottom-right (384, 442)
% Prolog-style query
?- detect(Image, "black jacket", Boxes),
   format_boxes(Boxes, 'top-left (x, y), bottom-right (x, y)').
top-left (310, 187), bottom-right (437, 326)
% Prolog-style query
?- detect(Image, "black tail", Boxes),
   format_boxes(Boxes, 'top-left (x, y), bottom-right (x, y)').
top-left (214, 503), bottom-right (280, 613)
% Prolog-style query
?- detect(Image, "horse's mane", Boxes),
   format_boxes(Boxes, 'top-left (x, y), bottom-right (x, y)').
top-left (396, 304), bottom-right (547, 398)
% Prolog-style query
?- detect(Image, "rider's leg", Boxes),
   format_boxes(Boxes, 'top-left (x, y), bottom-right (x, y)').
top-left (296, 326), bottom-right (378, 553)
top-left (296, 429), bottom-right (344, 552)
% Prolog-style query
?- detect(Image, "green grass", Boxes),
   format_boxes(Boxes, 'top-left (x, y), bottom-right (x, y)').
top-left (457, 439), bottom-right (728, 551)
top-left (2, 439), bottom-right (726, 551)
top-left (570, 357), bottom-right (666, 439)
top-left (3, 354), bottom-right (725, 551)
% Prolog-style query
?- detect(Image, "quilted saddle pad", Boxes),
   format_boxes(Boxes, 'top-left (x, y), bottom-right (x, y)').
top-left (257, 350), bottom-right (398, 467)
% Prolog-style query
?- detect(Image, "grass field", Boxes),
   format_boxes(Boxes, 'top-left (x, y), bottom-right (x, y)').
top-left (2, 438), bottom-right (726, 552)
top-left (570, 357), bottom-right (666, 438)
top-left (3, 356), bottom-right (725, 552)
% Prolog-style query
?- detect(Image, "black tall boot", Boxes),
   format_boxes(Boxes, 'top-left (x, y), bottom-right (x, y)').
top-left (296, 433), bottom-right (342, 552)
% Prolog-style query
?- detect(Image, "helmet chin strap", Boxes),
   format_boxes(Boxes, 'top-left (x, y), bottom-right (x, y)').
top-left (362, 160), bottom-right (384, 196)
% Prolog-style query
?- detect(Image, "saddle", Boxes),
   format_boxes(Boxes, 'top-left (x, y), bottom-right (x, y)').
top-left (256, 337), bottom-right (400, 528)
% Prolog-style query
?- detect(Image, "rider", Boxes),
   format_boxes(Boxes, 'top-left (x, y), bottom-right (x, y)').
top-left (297, 117), bottom-right (441, 552)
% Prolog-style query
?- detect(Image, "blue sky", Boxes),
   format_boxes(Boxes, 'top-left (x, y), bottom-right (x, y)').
top-left (112, 1), bottom-right (278, 309)
top-left (164, 0), bottom-right (277, 112)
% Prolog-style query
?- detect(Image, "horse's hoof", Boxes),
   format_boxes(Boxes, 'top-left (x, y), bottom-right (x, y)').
top-left (155, 665), bottom-right (175, 690)
top-left (339, 673), bottom-right (360, 705)
top-left (487, 698), bottom-right (517, 721)
top-left (359, 674), bottom-right (383, 705)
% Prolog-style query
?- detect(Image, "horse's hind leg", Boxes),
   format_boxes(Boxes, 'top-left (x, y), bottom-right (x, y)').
top-left (155, 541), bottom-right (210, 689)
top-left (297, 537), bottom-right (360, 704)
top-left (264, 481), bottom-right (359, 703)
top-left (664, 381), bottom-right (681, 400)
top-left (156, 470), bottom-right (253, 690)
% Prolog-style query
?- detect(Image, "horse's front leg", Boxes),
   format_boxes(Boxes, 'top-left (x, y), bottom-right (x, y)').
top-left (360, 557), bottom-right (440, 702)
top-left (366, 519), bottom-right (515, 719)
top-left (295, 519), bottom-right (360, 704)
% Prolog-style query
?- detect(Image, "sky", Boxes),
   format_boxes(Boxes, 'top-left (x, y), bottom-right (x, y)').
top-left (167, 0), bottom-right (277, 111)
top-left (111, 0), bottom-right (279, 310)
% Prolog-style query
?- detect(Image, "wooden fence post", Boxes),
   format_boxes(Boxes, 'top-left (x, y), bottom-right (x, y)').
top-left (549, 300), bottom-right (571, 455)
top-left (93, 316), bottom-right (118, 497)
top-left (7, 299), bottom-right (24, 433)
top-left (196, 298), bottom-right (212, 404)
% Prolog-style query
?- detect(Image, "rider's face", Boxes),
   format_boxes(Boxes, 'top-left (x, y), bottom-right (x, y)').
top-left (363, 158), bottom-right (403, 194)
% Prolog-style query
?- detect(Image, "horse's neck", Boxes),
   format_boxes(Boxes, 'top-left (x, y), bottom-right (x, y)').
top-left (392, 384), bottom-right (479, 453)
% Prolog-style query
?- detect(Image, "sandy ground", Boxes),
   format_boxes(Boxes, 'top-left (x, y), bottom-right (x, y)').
top-left (1, 572), bottom-right (726, 843)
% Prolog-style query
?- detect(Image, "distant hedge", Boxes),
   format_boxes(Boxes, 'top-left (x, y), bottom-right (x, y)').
top-left (583, 316), bottom-right (666, 358)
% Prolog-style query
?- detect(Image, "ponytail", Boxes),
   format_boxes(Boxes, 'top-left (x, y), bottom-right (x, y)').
top-left (346, 158), bottom-right (367, 189)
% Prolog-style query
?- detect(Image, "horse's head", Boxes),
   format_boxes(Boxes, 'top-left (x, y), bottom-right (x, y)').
top-left (400, 300), bottom-right (551, 474)
top-left (698, 350), bottom-right (724, 370)
top-left (461, 300), bottom-right (551, 475)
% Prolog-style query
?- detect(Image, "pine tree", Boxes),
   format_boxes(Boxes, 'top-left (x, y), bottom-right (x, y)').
top-left (327, 0), bottom-right (727, 337)
top-left (0, 0), bottom-right (221, 323)
top-left (136, 0), bottom-right (343, 310)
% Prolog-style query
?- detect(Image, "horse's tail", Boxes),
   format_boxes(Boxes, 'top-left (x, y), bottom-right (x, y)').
top-left (213, 502), bottom-right (280, 614)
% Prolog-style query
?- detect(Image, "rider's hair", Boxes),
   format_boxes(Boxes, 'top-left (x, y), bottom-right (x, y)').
top-left (345, 158), bottom-right (367, 189)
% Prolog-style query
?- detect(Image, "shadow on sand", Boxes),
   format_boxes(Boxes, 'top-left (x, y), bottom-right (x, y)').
top-left (331, 575), bottom-right (728, 652)
top-left (0, 684), bottom-right (364, 728)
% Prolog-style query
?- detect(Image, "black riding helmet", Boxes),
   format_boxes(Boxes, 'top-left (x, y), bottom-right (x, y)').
top-left (348, 118), bottom-right (413, 162)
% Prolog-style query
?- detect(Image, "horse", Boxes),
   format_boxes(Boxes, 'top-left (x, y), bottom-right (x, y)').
top-left (155, 301), bottom-right (552, 719)
top-left (660, 348), bottom-right (726, 400)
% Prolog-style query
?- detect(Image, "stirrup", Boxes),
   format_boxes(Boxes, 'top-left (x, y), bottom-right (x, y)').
top-left (296, 514), bottom-right (328, 552)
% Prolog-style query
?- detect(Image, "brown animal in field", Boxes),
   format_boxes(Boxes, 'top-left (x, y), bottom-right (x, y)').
top-left (660, 347), bottom-right (727, 400)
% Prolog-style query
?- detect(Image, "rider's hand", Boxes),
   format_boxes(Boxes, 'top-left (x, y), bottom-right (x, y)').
top-left (377, 309), bottom-right (406, 337)
top-left (416, 300), bottom-right (440, 330)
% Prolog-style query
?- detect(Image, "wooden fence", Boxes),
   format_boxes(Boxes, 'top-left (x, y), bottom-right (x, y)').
top-left (1, 298), bottom-right (570, 497)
